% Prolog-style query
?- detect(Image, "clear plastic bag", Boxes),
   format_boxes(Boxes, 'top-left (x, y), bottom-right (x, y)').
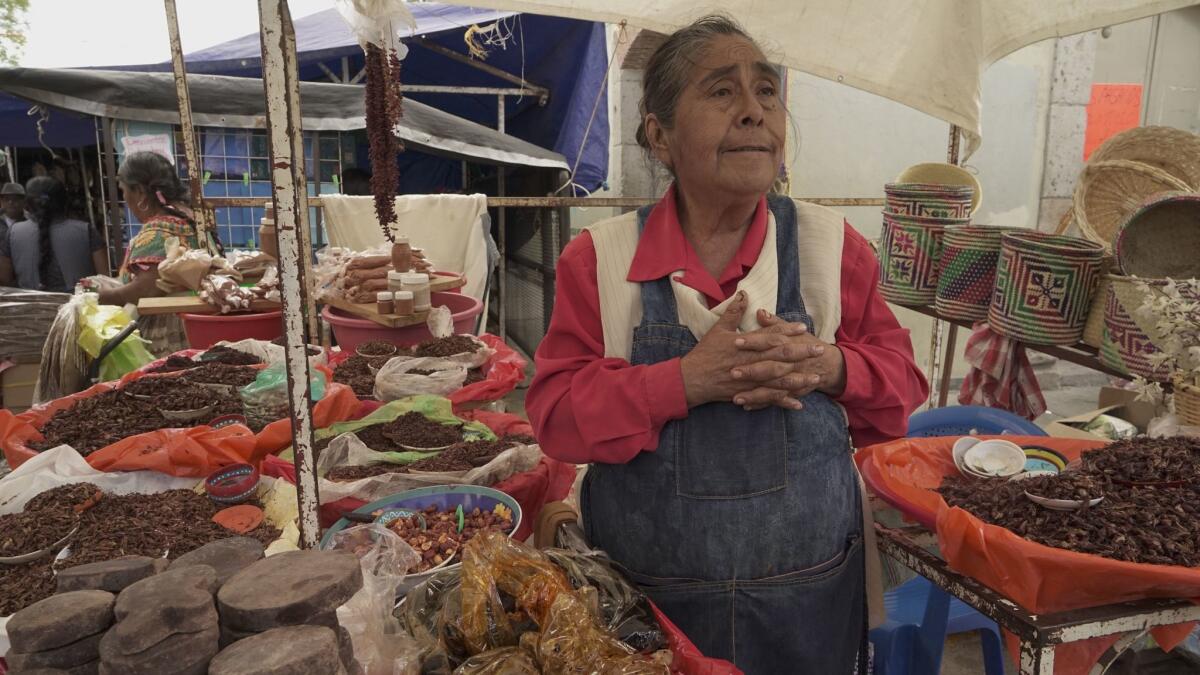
top-left (329, 524), bottom-right (424, 675)
top-left (454, 647), bottom-right (540, 675)
top-left (239, 362), bottom-right (326, 427)
top-left (374, 356), bottom-right (468, 401)
top-left (542, 550), bottom-right (667, 654)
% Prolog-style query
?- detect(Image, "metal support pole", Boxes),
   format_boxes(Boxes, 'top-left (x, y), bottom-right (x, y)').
top-left (99, 118), bottom-right (124, 269)
top-left (496, 95), bottom-right (507, 341)
top-left (937, 324), bottom-right (958, 408)
top-left (163, 0), bottom-right (212, 236)
top-left (926, 123), bottom-right (961, 408)
top-left (258, 0), bottom-right (321, 549)
top-left (413, 38), bottom-right (550, 104)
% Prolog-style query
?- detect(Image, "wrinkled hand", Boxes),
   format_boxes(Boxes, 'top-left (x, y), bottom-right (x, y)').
top-left (729, 309), bottom-right (847, 410)
top-left (679, 292), bottom-right (800, 409)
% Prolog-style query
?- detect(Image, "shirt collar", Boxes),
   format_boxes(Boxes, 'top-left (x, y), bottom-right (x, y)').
top-left (627, 185), bottom-right (769, 283)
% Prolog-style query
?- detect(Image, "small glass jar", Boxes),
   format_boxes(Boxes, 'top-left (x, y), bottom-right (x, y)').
top-left (376, 291), bottom-right (394, 315)
top-left (391, 236), bottom-right (412, 272)
top-left (387, 271), bottom-right (406, 293)
top-left (401, 273), bottom-right (432, 312)
top-left (393, 290), bottom-right (415, 315)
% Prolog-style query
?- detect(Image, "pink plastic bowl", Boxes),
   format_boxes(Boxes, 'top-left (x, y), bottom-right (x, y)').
top-left (322, 292), bottom-right (483, 351)
top-left (180, 310), bottom-right (284, 349)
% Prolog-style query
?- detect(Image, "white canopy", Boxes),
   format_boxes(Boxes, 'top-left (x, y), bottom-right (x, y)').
top-left (443, 0), bottom-right (1199, 156)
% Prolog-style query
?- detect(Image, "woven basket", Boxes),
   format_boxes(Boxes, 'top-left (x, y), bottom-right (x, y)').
top-left (878, 212), bottom-right (962, 306)
top-left (935, 225), bottom-right (1016, 321)
top-left (988, 231), bottom-right (1105, 345)
top-left (1073, 160), bottom-right (1191, 252)
top-left (1098, 275), bottom-right (1180, 381)
top-left (894, 163), bottom-right (982, 214)
top-left (1175, 375), bottom-right (1200, 427)
top-left (1089, 126), bottom-right (1200, 189)
top-left (1081, 256), bottom-right (1117, 348)
top-left (1114, 191), bottom-right (1200, 279)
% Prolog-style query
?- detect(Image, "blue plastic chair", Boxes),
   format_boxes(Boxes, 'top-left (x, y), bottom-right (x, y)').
top-left (869, 405), bottom-right (1046, 675)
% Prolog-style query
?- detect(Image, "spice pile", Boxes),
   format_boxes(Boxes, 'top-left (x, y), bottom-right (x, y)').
top-left (122, 377), bottom-right (230, 412)
top-left (181, 363), bottom-right (260, 387)
top-left (332, 354), bottom-right (376, 397)
top-left (938, 437), bottom-right (1200, 567)
top-left (357, 340), bottom-right (401, 357)
top-left (29, 384), bottom-right (243, 455)
top-left (0, 484), bottom-right (280, 616)
top-left (382, 504), bottom-right (515, 572)
top-left (150, 346), bottom-right (263, 373)
top-left (359, 412), bottom-right (465, 450)
top-left (325, 434), bottom-right (536, 481)
top-left (414, 335), bottom-right (481, 358)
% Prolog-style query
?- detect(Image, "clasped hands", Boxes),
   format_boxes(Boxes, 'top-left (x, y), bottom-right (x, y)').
top-left (680, 291), bottom-right (846, 411)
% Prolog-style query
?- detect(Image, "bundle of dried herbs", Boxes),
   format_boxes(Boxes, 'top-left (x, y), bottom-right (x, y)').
top-left (364, 43), bottom-right (404, 239)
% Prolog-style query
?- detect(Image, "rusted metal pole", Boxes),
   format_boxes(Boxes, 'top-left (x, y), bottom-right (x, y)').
top-left (925, 123), bottom-right (961, 408)
top-left (163, 0), bottom-right (212, 236)
top-left (258, 0), bottom-right (321, 549)
top-left (99, 118), bottom-right (125, 268)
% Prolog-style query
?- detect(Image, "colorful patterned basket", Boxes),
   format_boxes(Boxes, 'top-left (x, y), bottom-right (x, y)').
top-left (885, 182), bottom-right (974, 219)
top-left (935, 225), bottom-right (1016, 321)
top-left (1175, 375), bottom-right (1200, 427)
top-left (988, 231), bottom-right (1105, 345)
top-left (1081, 256), bottom-right (1117, 348)
top-left (1113, 191), bottom-right (1200, 279)
top-left (1099, 275), bottom-right (1164, 380)
top-left (878, 212), bottom-right (963, 306)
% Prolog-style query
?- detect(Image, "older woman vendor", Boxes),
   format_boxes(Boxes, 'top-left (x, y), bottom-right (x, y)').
top-left (526, 15), bottom-right (927, 674)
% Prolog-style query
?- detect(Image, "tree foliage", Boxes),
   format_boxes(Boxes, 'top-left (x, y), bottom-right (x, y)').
top-left (0, 0), bottom-right (30, 66)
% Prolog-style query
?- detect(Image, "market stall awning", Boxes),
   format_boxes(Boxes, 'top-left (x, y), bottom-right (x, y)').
top-left (438, 0), bottom-right (1199, 156)
top-left (0, 67), bottom-right (567, 171)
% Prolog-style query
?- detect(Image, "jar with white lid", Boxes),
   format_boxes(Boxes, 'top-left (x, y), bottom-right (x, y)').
top-left (400, 273), bottom-right (431, 311)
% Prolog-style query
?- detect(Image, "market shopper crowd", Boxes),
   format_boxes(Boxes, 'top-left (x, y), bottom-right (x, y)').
top-left (528, 15), bottom-right (927, 674)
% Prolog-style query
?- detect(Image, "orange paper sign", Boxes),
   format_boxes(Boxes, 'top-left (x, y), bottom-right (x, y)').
top-left (1084, 84), bottom-right (1143, 160)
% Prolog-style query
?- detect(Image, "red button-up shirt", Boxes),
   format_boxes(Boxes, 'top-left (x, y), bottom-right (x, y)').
top-left (526, 190), bottom-right (929, 465)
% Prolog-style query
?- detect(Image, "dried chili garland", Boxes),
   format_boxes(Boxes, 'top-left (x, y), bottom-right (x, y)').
top-left (365, 43), bottom-right (405, 241)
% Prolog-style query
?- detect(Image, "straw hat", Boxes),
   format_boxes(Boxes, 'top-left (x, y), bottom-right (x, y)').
top-left (1, 183), bottom-right (24, 196)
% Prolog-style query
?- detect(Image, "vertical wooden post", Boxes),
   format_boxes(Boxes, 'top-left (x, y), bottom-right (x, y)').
top-left (258, 0), bottom-right (321, 549)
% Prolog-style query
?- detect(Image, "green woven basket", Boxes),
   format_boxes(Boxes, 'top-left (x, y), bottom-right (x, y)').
top-left (988, 231), bottom-right (1105, 345)
top-left (935, 225), bottom-right (1017, 321)
top-left (878, 212), bottom-right (964, 306)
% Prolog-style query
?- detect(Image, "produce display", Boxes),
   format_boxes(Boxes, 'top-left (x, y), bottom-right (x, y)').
top-left (180, 363), bottom-right (261, 387)
top-left (332, 354), bottom-right (377, 397)
top-left (0, 484), bottom-right (280, 616)
top-left (401, 531), bottom-right (670, 673)
top-left (28, 381), bottom-right (245, 455)
top-left (938, 437), bottom-right (1200, 567)
top-left (150, 345), bottom-right (264, 373)
top-left (319, 411), bottom-right (466, 454)
top-left (414, 335), bottom-right (482, 358)
top-left (374, 503), bottom-right (515, 573)
top-left (325, 435), bottom-right (536, 482)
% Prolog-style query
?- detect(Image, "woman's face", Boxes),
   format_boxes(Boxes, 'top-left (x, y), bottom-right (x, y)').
top-left (647, 35), bottom-right (785, 200)
top-left (120, 181), bottom-right (152, 222)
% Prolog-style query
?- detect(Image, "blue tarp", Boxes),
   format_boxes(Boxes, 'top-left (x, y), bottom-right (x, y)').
top-left (0, 3), bottom-right (609, 191)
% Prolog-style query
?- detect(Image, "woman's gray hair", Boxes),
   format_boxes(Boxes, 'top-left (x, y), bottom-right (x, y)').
top-left (634, 15), bottom-right (759, 150)
top-left (117, 151), bottom-right (189, 203)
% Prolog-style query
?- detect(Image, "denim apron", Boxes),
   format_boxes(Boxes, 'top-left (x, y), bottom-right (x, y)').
top-left (582, 196), bottom-right (865, 674)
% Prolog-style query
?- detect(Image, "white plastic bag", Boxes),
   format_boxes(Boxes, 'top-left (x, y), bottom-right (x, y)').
top-left (334, 0), bottom-right (416, 57)
top-left (329, 524), bottom-right (422, 675)
top-left (317, 439), bottom-right (543, 505)
top-left (373, 356), bottom-right (467, 401)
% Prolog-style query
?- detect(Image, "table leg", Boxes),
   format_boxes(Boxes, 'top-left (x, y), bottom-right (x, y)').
top-left (1020, 642), bottom-right (1055, 675)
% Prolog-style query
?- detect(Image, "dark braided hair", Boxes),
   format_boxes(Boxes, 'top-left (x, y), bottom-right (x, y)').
top-left (24, 176), bottom-right (67, 288)
top-left (117, 151), bottom-right (222, 254)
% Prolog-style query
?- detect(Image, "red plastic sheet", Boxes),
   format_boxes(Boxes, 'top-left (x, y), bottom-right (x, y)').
top-left (1, 364), bottom-right (361, 477)
top-left (325, 333), bottom-right (526, 411)
top-left (857, 436), bottom-right (1200, 673)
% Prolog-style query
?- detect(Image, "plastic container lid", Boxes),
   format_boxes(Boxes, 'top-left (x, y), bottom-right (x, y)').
top-left (395, 236), bottom-right (409, 245)
top-left (387, 271), bottom-right (406, 281)
top-left (402, 272), bottom-right (430, 284)
top-left (395, 290), bottom-right (414, 300)
top-left (376, 291), bottom-right (393, 301)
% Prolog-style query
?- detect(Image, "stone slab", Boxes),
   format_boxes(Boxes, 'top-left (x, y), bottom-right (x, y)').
top-left (8, 591), bottom-right (115, 653)
top-left (97, 625), bottom-right (218, 675)
top-left (169, 537), bottom-right (264, 587)
top-left (207, 625), bottom-right (339, 675)
top-left (217, 551), bottom-right (361, 632)
top-left (114, 565), bottom-right (217, 621)
top-left (5, 631), bottom-right (104, 670)
top-left (55, 557), bottom-right (163, 594)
